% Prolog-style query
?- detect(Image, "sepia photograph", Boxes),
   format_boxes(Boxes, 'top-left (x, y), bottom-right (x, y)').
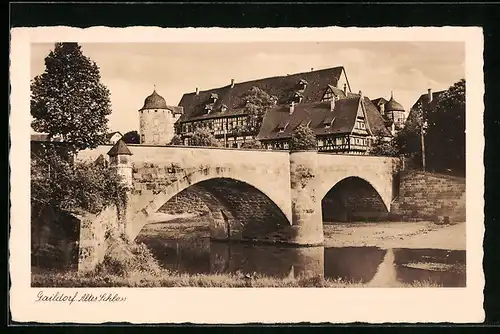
top-left (29, 40), bottom-right (467, 288)
top-left (10, 26), bottom-right (484, 324)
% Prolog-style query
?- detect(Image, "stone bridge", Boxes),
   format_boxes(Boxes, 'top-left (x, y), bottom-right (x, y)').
top-left (75, 143), bottom-right (398, 271)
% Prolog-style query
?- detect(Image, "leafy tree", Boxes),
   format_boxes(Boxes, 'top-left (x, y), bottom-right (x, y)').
top-left (368, 135), bottom-right (399, 157)
top-left (189, 128), bottom-right (221, 147)
top-left (31, 150), bottom-right (128, 215)
top-left (290, 125), bottom-right (317, 151)
top-left (122, 131), bottom-right (140, 144)
top-left (241, 86), bottom-right (275, 133)
top-left (31, 43), bottom-right (112, 154)
top-left (240, 138), bottom-right (263, 149)
top-left (169, 134), bottom-right (183, 146)
top-left (425, 79), bottom-right (465, 175)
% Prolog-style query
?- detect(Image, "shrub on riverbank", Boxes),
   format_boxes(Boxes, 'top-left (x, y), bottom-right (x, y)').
top-left (31, 150), bottom-right (128, 215)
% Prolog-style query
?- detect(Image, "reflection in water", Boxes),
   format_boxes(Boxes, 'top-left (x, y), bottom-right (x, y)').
top-left (137, 233), bottom-right (466, 287)
top-left (367, 249), bottom-right (398, 287)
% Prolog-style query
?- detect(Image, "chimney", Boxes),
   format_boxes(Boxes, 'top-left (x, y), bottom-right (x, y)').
top-left (343, 83), bottom-right (347, 95)
top-left (358, 90), bottom-right (363, 98)
top-left (195, 87), bottom-right (199, 96)
top-left (231, 79), bottom-right (235, 88)
top-left (428, 88), bottom-right (433, 102)
top-left (311, 68), bottom-right (314, 71)
top-left (289, 101), bottom-right (295, 115)
top-left (330, 98), bottom-right (335, 111)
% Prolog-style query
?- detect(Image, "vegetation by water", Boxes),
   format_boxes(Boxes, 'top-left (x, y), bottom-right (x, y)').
top-left (31, 233), bottom-right (444, 288)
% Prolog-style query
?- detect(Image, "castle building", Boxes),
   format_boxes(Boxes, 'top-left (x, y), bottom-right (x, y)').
top-left (257, 92), bottom-right (392, 154)
top-left (139, 89), bottom-right (183, 145)
top-left (174, 66), bottom-right (353, 148)
top-left (371, 92), bottom-right (407, 134)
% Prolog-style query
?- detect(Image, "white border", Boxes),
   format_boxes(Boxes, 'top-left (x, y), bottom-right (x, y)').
top-left (10, 27), bottom-right (484, 324)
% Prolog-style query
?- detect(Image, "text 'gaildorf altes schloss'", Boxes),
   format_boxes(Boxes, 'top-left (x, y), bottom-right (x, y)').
top-left (35, 291), bottom-right (127, 305)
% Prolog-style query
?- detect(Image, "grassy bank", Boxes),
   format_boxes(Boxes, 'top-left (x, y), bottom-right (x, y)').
top-left (31, 269), bottom-right (442, 288)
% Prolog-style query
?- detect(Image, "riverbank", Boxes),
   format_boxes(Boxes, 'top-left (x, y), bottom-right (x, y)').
top-left (323, 221), bottom-right (466, 250)
top-left (142, 216), bottom-right (466, 251)
top-left (31, 268), bottom-right (441, 288)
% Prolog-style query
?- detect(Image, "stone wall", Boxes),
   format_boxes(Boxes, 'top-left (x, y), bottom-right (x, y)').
top-left (391, 171), bottom-right (466, 222)
top-left (77, 205), bottom-right (122, 272)
top-left (31, 204), bottom-right (80, 270)
top-left (158, 188), bottom-right (210, 215)
top-left (322, 177), bottom-right (389, 222)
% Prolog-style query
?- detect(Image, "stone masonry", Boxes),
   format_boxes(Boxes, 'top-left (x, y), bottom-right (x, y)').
top-left (75, 143), bottom-right (398, 271)
top-left (391, 170), bottom-right (466, 222)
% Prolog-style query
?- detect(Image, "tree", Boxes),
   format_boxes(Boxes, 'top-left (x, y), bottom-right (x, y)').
top-left (241, 86), bottom-right (275, 133)
top-left (368, 135), bottom-right (399, 157)
top-left (240, 138), bottom-right (263, 149)
top-left (31, 43), bottom-right (112, 154)
top-left (169, 134), bottom-right (183, 146)
top-left (122, 131), bottom-right (140, 144)
top-left (189, 128), bottom-right (220, 147)
top-left (425, 79), bottom-right (466, 175)
top-left (290, 125), bottom-right (317, 151)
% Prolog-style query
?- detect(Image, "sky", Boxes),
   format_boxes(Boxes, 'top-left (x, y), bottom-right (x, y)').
top-left (30, 42), bottom-right (465, 134)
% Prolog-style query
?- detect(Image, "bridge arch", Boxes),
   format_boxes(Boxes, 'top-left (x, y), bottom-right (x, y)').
top-left (126, 167), bottom-right (292, 241)
top-left (320, 176), bottom-right (390, 222)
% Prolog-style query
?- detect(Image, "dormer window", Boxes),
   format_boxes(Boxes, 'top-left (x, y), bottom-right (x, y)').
top-left (294, 92), bottom-right (303, 103)
top-left (323, 115), bottom-right (335, 128)
top-left (221, 104), bottom-right (228, 113)
top-left (277, 121), bottom-right (289, 133)
top-left (205, 104), bottom-right (213, 114)
top-left (270, 95), bottom-right (278, 105)
top-left (298, 79), bottom-right (308, 90)
top-left (210, 93), bottom-right (218, 103)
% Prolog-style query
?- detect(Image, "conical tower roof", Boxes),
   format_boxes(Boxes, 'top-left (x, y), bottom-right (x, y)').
top-left (107, 139), bottom-right (132, 156)
top-left (384, 92), bottom-right (405, 112)
top-left (140, 89), bottom-right (168, 110)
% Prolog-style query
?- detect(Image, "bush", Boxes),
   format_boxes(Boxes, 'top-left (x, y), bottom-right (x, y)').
top-left (169, 134), bottom-right (183, 146)
top-left (189, 128), bottom-right (221, 147)
top-left (290, 125), bottom-right (317, 151)
top-left (240, 138), bottom-right (262, 149)
top-left (369, 135), bottom-right (399, 157)
top-left (31, 150), bottom-right (128, 215)
top-left (96, 240), bottom-right (162, 277)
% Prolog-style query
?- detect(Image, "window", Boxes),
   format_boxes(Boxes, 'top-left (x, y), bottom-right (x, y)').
top-left (283, 142), bottom-right (289, 149)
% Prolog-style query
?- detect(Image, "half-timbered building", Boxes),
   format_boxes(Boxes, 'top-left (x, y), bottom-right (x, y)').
top-left (174, 66), bottom-right (353, 148)
top-left (257, 93), bottom-right (393, 154)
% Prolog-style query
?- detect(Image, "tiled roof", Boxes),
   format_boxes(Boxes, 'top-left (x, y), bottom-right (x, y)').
top-left (105, 131), bottom-right (123, 141)
top-left (257, 96), bottom-right (391, 141)
top-left (31, 133), bottom-right (49, 142)
top-left (406, 90), bottom-right (446, 126)
top-left (411, 91), bottom-right (445, 111)
top-left (371, 97), bottom-right (388, 107)
top-left (176, 67), bottom-right (346, 123)
top-left (140, 90), bottom-right (168, 110)
top-left (30, 133), bottom-right (65, 142)
top-left (107, 139), bottom-right (132, 156)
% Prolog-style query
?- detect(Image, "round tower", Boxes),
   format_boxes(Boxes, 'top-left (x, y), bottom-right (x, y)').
top-left (139, 88), bottom-right (177, 145)
top-left (384, 92), bottom-right (406, 130)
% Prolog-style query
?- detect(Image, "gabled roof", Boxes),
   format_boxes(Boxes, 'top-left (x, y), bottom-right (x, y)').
top-left (411, 90), bottom-right (445, 111)
top-left (257, 96), bottom-right (391, 141)
top-left (106, 131), bottom-right (123, 141)
top-left (371, 97), bottom-right (388, 107)
top-left (176, 66), bottom-right (346, 123)
top-left (107, 139), bottom-right (132, 156)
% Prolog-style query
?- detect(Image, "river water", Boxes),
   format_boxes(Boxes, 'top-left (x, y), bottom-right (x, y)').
top-left (136, 221), bottom-right (466, 287)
